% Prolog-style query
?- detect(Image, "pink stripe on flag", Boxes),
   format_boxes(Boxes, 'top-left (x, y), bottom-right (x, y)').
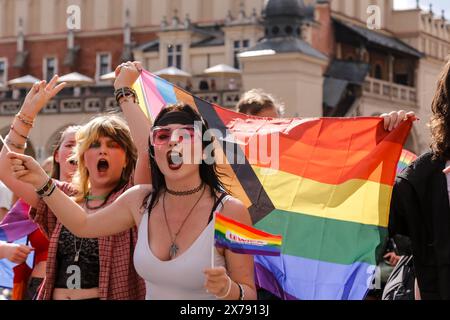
top-left (0, 199), bottom-right (37, 242)
top-left (140, 70), bottom-right (166, 119)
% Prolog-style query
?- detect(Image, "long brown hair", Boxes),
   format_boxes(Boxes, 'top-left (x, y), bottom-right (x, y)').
top-left (430, 59), bottom-right (450, 159)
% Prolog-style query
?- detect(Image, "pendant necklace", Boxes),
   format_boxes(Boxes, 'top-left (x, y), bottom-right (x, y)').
top-left (74, 237), bottom-right (84, 262)
top-left (163, 184), bottom-right (206, 259)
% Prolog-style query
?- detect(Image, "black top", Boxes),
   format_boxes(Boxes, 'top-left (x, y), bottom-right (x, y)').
top-left (389, 152), bottom-right (450, 299)
top-left (54, 226), bottom-right (100, 289)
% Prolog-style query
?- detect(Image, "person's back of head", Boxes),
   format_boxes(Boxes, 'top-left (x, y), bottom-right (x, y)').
top-left (236, 89), bottom-right (284, 118)
top-left (430, 58), bottom-right (450, 160)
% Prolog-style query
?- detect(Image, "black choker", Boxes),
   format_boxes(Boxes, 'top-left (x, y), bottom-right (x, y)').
top-left (166, 183), bottom-right (204, 196)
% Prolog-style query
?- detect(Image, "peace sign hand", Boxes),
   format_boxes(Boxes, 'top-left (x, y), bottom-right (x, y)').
top-left (22, 75), bottom-right (66, 117)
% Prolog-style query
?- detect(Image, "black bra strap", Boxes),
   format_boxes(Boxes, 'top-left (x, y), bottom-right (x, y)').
top-left (208, 193), bottom-right (228, 223)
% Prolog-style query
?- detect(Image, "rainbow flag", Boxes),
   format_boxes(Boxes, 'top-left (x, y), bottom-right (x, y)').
top-left (0, 200), bottom-right (36, 294)
top-left (0, 200), bottom-right (37, 242)
top-left (133, 70), bottom-right (413, 300)
top-left (214, 212), bottom-right (282, 256)
top-left (396, 149), bottom-right (417, 175)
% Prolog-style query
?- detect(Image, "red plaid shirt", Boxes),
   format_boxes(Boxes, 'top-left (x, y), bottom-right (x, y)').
top-left (29, 180), bottom-right (145, 300)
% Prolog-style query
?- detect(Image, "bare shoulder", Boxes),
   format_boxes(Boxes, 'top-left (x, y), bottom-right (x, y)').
top-left (220, 196), bottom-right (252, 226)
top-left (120, 184), bottom-right (153, 209)
top-left (120, 185), bottom-right (153, 226)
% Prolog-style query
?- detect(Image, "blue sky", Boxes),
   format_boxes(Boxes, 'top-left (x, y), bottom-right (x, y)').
top-left (394, 0), bottom-right (450, 19)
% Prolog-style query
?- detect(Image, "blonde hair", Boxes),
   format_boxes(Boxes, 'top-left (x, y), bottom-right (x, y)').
top-left (70, 115), bottom-right (137, 202)
top-left (236, 89), bottom-right (285, 116)
top-left (51, 125), bottom-right (81, 179)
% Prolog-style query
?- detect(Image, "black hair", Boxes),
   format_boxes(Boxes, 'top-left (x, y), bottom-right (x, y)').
top-left (143, 102), bottom-right (228, 211)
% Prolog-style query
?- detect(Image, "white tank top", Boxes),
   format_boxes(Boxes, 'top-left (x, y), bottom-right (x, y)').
top-left (133, 194), bottom-right (229, 300)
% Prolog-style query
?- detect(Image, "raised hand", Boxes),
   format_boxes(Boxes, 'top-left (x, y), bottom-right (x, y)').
top-left (380, 110), bottom-right (417, 132)
top-left (7, 152), bottom-right (49, 190)
top-left (114, 61), bottom-right (143, 90)
top-left (22, 75), bottom-right (66, 117)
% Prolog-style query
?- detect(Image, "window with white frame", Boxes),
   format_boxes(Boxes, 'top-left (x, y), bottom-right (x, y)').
top-left (96, 53), bottom-right (112, 81)
top-left (43, 57), bottom-right (58, 82)
top-left (167, 44), bottom-right (182, 69)
top-left (0, 58), bottom-right (7, 86)
top-left (233, 39), bottom-right (250, 69)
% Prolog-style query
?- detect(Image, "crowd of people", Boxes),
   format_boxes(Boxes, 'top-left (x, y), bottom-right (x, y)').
top-left (0, 58), bottom-right (450, 300)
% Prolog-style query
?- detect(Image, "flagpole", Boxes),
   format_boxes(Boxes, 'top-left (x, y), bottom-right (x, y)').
top-left (211, 212), bottom-right (216, 269)
top-left (0, 135), bottom-right (11, 153)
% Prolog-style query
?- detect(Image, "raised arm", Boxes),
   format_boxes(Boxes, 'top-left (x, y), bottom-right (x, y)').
top-left (6, 152), bottom-right (149, 238)
top-left (114, 61), bottom-right (152, 185)
top-left (0, 76), bottom-right (66, 208)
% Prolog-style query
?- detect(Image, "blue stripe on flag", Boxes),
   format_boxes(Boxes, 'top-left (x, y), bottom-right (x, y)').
top-left (154, 77), bottom-right (178, 104)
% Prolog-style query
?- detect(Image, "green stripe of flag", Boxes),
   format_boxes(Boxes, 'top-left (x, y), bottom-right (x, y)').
top-left (255, 209), bottom-right (387, 265)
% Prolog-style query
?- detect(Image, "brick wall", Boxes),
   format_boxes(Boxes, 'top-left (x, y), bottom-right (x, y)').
top-left (311, 2), bottom-right (335, 58)
top-left (1, 31), bottom-right (157, 82)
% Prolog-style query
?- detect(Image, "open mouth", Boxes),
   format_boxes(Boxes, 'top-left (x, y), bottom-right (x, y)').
top-left (97, 159), bottom-right (110, 173)
top-left (167, 151), bottom-right (183, 170)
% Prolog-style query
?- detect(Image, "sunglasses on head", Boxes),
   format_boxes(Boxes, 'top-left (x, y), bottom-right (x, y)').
top-left (150, 125), bottom-right (200, 146)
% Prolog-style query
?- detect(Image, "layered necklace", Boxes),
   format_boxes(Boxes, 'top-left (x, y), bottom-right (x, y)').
top-left (163, 183), bottom-right (206, 260)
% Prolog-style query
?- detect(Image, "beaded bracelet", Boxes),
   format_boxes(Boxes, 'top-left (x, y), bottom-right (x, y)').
top-left (15, 113), bottom-right (34, 128)
top-left (18, 111), bottom-right (34, 121)
top-left (5, 136), bottom-right (27, 150)
top-left (10, 125), bottom-right (29, 140)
